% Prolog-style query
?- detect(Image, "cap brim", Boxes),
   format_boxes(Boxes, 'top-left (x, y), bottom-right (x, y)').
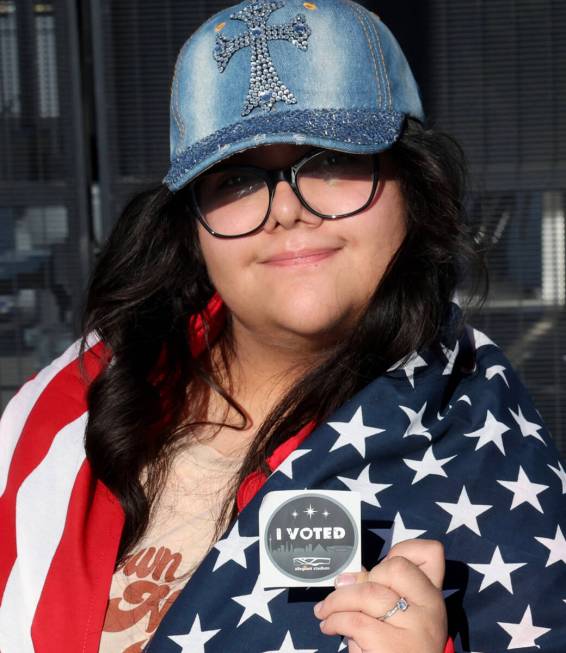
top-left (163, 108), bottom-right (405, 192)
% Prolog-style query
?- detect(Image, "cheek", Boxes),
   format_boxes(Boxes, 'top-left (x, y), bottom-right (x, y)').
top-left (197, 228), bottom-right (254, 300)
top-left (352, 182), bottom-right (407, 280)
top-left (198, 235), bottom-right (223, 285)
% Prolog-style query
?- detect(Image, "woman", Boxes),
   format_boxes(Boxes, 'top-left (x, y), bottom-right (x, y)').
top-left (1, 1), bottom-right (565, 652)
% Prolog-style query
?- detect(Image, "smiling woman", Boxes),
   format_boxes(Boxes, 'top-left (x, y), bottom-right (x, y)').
top-left (196, 145), bottom-right (406, 350)
top-left (1, 1), bottom-right (565, 653)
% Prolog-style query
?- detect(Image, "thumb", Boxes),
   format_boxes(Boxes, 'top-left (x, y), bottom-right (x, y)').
top-left (334, 564), bottom-right (368, 586)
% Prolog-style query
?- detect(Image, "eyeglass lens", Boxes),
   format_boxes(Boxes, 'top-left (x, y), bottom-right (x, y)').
top-left (194, 151), bottom-right (376, 237)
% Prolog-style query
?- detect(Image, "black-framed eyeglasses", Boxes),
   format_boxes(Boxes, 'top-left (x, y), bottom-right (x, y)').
top-left (187, 148), bottom-right (380, 238)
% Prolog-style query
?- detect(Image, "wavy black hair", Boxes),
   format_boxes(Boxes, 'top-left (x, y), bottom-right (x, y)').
top-left (80, 118), bottom-right (488, 565)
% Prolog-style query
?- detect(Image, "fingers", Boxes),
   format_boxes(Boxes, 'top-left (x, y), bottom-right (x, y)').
top-left (313, 539), bottom-right (447, 653)
top-left (335, 540), bottom-right (444, 592)
top-left (320, 607), bottom-right (446, 653)
top-left (368, 555), bottom-right (443, 607)
top-left (314, 582), bottom-right (401, 621)
top-left (333, 557), bottom-right (442, 609)
top-left (347, 637), bottom-right (363, 653)
top-left (316, 579), bottom-right (446, 652)
top-left (385, 539), bottom-right (445, 589)
top-left (319, 610), bottom-right (406, 652)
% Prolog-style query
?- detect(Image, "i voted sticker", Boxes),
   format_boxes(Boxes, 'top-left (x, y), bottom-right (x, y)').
top-left (259, 490), bottom-right (361, 588)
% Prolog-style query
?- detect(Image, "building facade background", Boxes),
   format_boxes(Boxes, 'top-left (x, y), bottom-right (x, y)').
top-left (0, 0), bottom-right (565, 456)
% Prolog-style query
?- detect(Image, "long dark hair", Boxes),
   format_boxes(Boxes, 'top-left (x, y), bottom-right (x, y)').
top-left (81, 118), bottom-right (488, 565)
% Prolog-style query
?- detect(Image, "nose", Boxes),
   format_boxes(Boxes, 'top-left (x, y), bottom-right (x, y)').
top-left (262, 181), bottom-right (323, 233)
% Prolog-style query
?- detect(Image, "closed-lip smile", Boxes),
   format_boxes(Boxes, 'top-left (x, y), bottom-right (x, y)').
top-left (261, 247), bottom-right (341, 266)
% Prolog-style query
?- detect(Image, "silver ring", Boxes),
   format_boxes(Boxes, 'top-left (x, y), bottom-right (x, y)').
top-left (378, 597), bottom-right (409, 621)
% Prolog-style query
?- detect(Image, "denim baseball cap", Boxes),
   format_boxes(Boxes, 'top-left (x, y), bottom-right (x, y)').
top-left (163, 0), bottom-right (424, 192)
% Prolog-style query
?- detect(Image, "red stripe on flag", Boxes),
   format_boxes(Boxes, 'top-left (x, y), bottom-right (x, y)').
top-left (31, 461), bottom-right (124, 653)
top-left (0, 341), bottom-right (108, 602)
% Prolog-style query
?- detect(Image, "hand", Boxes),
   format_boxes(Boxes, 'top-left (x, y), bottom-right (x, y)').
top-left (313, 539), bottom-right (448, 653)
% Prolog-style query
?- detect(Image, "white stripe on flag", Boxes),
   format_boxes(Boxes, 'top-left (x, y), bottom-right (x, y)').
top-left (0, 334), bottom-right (98, 497)
top-left (0, 413), bottom-right (88, 653)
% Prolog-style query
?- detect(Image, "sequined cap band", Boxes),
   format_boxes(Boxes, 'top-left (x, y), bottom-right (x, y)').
top-left (164, 108), bottom-right (404, 191)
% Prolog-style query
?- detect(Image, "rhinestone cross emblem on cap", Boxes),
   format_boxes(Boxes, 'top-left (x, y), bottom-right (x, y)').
top-left (213, 0), bottom-right (312, 116)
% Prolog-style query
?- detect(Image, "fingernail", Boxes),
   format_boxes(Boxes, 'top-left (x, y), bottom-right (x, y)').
top-left (313, 601), bottom-right (323, 616)
top-left (319, 619), bottom-right (326, 630)
top-left (335, 573), bottom-right (356, 587)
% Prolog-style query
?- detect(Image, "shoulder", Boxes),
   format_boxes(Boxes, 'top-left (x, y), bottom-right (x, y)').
top-left (444, 322), bottom-right (566, 514)
top-left (448, 320), bottom-right (560, 451)
top-left (0, 335), bottom-right (107, 497)
top-left (0, 337), bottom-right (123, 649)
top-left (438, 304), bottom-right (550, 434)
top-left (461, 323), bottom-right (547, 432)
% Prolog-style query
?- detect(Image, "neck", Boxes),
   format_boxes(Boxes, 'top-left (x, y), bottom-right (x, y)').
top-left (213, 316), bottom-right (333, 431)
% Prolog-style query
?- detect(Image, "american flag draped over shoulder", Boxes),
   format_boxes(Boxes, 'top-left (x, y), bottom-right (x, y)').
top-left (1, 302), bottom-right (566, 652)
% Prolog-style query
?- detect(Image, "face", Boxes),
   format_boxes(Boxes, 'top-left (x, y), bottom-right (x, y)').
top-left (195, 144), bottom-right (407, 352)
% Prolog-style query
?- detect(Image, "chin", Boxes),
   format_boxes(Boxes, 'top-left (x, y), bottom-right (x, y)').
top-left (271, 298), bottom-right (356, 345)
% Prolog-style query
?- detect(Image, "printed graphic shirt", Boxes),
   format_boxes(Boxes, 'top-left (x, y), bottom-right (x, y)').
top-left (99, 440), bottom-right (245, 653)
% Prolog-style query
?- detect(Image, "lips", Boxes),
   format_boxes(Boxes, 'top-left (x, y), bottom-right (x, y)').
top-left (261, 247), bottom-right (341, 267)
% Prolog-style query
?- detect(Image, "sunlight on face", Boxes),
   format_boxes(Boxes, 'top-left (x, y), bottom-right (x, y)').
top-left (197, 144), bottom-right (407, 353)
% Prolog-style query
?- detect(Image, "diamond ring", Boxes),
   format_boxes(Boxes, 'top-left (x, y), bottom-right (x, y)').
top-left (378, 597), bottom-right (409, 621)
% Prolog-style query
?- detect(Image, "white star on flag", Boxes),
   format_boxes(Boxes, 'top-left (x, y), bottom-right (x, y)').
top-left (337, 464), bottom-right (391, 507)
top-left (231, 575), bottom-right (286, 626)
top-left (441, 341), bottom-right (459, 376)
top-left (509, 405), bottom-right (545, 445)
top-left (497, 466), bottom-right (548, 513)
top-left (328, 406), bottom-right (384, 458)
top-left (548, 460), bottom-right (566, 494)
top-left (463, 410), bottom-right (510, 454)
top-left (370, 511), bottom-right (427, 555)
top-left (403, 445), bottom-right (456, 484)
top-left (213, 522), bottom-right (258, 571)
top-left (438, 395), bottom-right (472, 421)
top-left (473, 328), bottom-right (497, 349)
top-left (168, 614), bottom-right (220, 652)
top-left (535, 525), bottom-right (566, 567)
top-left (388, 352), bottom-right (428, 388)
top-left (468, 545), bottom-right (527, 593)
top-left (436, 486), bottom-right (492, 536)
top-left (485, 364), bottom-right (509, 387)
top-left (497, 606), bottom-right (551, 650)
top-left (273, 449), bottom-right (312, 479)
top-left (401, 353), bottom-right (428, 388)
top-left (261, 631), bottom-right (318, 653)
top-left (400, 402), bottom-right (432, 440)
